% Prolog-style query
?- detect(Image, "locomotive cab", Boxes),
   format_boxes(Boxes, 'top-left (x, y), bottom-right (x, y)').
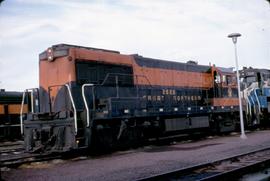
top-left (213, 67), bottom-right (237, 98)
top-left (211, 67), bottom-right (239, 132)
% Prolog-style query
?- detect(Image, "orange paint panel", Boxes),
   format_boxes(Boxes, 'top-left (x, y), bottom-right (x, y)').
top-left (212, 98), bottom-right (239, 107)
top-left (8, 104), bottom-right (28, 114)
top-left (72, 47), bottom-right (203, 88)
top-left (41, 46), bottom-right (214, 92)
top-left (40, 56), bottom-right (76, 98)
top-left (133, 66), bottom-right (213, 88)
top-left (69, 48), bottom-right (133, 66)
top-left (0, 104), bottom-right (28, 115)
top-left (43, 47), bottom-right (214, 89)
top-left (0, 105), bottom-right (4, 114)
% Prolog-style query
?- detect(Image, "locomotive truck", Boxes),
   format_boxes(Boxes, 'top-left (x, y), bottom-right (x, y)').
top-left (21, 44), bottom-right (240, 152)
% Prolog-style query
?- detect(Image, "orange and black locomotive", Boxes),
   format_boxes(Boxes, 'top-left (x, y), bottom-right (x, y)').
top-left (22, 44), bottom-right (239, 152)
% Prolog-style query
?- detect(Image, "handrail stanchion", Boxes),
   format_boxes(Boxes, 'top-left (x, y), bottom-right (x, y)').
top-left (65, 84), bottom-right (78, 135)
top-left (31, 91), bottom-right (34, 113)
top-left (246, 98), bottom-right (251, 116)
top-left (254, 88), bottom-right (261, 114)
top-left (82, 84), bottom-right (94, 127)
top-left (20, 91), bottom-right (26, 135)
top-left (20, 88), bottom-right (39, 135)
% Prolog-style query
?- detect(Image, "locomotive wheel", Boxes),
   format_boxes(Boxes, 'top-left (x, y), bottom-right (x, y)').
top-left (249, 113), bottom-right (260, 128)
top-left (91, 125), bottom-right (115, 152)
top-left (255, 114), bottom-right (260, 126)
top-left (245, 113), bottom-right (252, 127)
top-left (117, 126), bottom-right (144, 149)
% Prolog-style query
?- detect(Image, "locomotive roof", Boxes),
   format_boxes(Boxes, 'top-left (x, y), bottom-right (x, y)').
top-left (133, 55), bottom-right (211, 73)
top-left (216, 67), bottom-right (234, 73)
top-left (39, 44), bottom-right (235, 74)
top-left (39, 43), bottom-right (120, 60)
top-left (240, 68), bottom-right (270, 77)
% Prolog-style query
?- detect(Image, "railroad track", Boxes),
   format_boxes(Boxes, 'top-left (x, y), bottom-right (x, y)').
top-left (0, 131), bottom-right (266, 171)
top-left (0, 141), bottom-right (24, 155)
top-left (0, 132), bottom-right (252, 169)
top-left (0, 141), bottom-right (23, 147)
top-left (138, 146), bottom-right (270, 181)
top-left (0, 147), bottom-right (87, 169)
top-left (0, 144), bottom-right (88, 169)
top-left (0, 152), bottom-right (62, 168)
top-left (0, 141), bottom-right (65, 168)
top-left (0, 141), bottom-right (66, 168)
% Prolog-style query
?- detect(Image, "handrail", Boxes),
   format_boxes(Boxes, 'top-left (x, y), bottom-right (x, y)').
top-left (82, 84), bottom-right (94, 127)
top-left (65, 84), bottom-right (78, 135)
top-left (250, 94), bottom-right (255, 105)
top-left (254, 88), bottom-right (261, 114)
top-left (20, 91), bottom-right (26, 135)
top-left (20, 88), bottom-right (39, 135)
top-left (100, 73), bottom-right (153, 87)
top-left (80, 73), bottom-right (153, 127)
top-left (101, 73), bottom-right (131, 86)
top-left (246, 97), bottom-right (252, 116)
top-left (31, 91), bottom-right (34, 113)
top-left (135, 74), bottom-right (153, 88)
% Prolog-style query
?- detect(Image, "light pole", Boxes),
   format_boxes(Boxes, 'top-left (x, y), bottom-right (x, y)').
top-left (228, 33), bottom-right (247, 139)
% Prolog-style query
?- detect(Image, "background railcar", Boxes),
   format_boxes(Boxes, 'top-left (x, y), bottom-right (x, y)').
top-left (0, 89), bottom-right (28, 140)
top-left (22, 44), bottom-right (240, 152)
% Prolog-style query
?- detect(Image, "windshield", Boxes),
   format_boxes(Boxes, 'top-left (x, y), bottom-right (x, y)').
top-left (263, 74), bottom-right (270, 81)
top-left (246, 76), bottom-right (256, 83)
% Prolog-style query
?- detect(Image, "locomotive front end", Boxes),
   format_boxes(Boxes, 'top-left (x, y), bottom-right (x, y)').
top-left (241, 68), bottom-right (270, 126)
top-left (23, 45), bottom-right (78, 152)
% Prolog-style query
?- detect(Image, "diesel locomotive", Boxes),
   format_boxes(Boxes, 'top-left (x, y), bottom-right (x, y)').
top-left (241, 67), bottom-right (270, 126)
top-left (21, 44), bottom-right (240, 152)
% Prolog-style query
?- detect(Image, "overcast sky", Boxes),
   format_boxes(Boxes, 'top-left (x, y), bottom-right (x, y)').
top-left (0, 0), bottom-right (269, 91)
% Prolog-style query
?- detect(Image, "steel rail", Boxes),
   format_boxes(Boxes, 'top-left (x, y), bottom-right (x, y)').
top-left (0, 152), bottom-right (62, 168)
top-left (137, 145), bottom-right (270, 181)
top-left (0, 147), bottom-right (89, 169)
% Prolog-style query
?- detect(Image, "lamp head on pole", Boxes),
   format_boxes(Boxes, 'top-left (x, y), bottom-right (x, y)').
top-left (228, 33), bottom-right (241, 44)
